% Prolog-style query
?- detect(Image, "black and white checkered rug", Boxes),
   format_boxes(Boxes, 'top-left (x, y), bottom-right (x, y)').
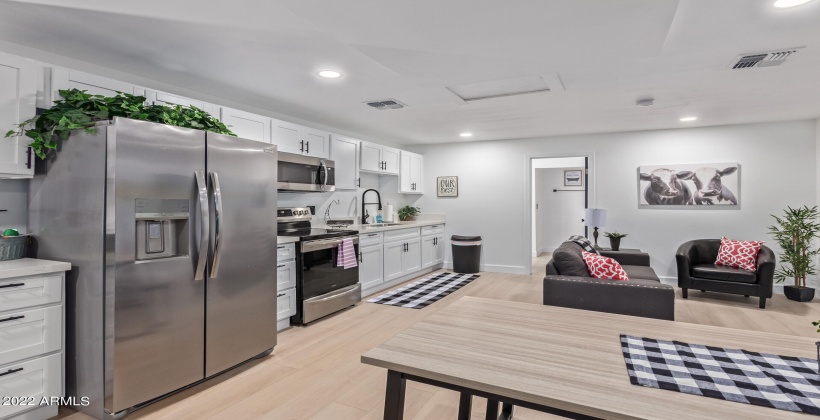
top-left (366, 272), bottom-right (480, 309)
top-left (621, 335), bottom-right (820, 416)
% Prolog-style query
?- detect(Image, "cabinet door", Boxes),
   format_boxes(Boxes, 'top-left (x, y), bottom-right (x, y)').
top-left (359, 141), bottom-right (382, 172)
top-left (220, 107), bottom-right (271, 143)
top-left (51, 68), bottom-right (144, 102)
top-left (434, 235), bottom-right (445, 265)
top-left (420, 235), bottom-right (435, 269)
top-left (359, 245), bottom-right (384, 291)
top-left (276, 289), bottom-right (297, 320)
top-left (382, 146), bottom-right (401, 175)
top-left (403, 238), bottom-right (422, 274)
top-left (331, 135), bottom-right (359, 190)
top-left (146, 90), bottom-right (209, 111)
top-left (0, 52), bottom-right (36, 178)
top-left (411, 153), bottom-right (424, 193)
top-left (399, 152), bottom-right (413, 193)
top-left (271, 118), bottom-right (303, 154)
top-left (383, 241), bottom-right (406, 282)
top-left (276, 260), bottom-right (297, 291)
top-left (303, 128), bottom-right (329, 158)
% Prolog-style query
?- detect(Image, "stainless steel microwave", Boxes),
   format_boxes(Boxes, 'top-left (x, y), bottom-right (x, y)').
top-left (277, 152), bottom-right (335, 192)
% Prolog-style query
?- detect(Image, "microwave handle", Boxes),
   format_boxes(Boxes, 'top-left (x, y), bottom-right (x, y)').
top-left (320, 159), bottom-right (328, 191)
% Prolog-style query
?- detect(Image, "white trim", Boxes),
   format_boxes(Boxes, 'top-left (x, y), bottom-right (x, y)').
top-left (443, 261), bottom-right (528, 275)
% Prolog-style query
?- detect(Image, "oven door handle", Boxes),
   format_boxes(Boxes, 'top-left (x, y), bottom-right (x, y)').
top-left (304, 284), bottom-right (360, 304)
top-left (301, 237), bottom-right (359, 253)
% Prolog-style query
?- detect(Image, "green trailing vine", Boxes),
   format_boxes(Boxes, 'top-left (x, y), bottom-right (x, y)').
top-left (5, 89), bottom-right (235, 159)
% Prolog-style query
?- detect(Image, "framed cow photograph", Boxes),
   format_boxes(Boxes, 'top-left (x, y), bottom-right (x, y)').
top-left (637, 162), bottom-right (740, 207)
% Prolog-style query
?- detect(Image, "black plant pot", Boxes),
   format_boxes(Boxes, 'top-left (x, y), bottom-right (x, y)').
top-left (783, 285), bottom-right (815, 302)
top-left (609, 237), bottom-right (621, 251)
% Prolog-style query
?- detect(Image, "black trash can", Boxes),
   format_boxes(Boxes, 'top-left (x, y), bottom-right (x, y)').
top-left (451, 235), bottom-right (482, 274)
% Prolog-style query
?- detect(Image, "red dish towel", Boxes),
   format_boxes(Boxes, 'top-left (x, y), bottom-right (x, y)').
top-left (337, 238), bottom-right (358, 269)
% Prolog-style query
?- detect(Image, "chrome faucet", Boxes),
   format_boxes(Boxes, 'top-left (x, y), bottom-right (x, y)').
top-left (324, 199), bottom-right (340, 224)
top-left (361, 189), bottom-right (382, 224)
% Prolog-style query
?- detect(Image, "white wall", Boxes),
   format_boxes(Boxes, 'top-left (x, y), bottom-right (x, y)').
top-left (538, 167), bottom-right (585, 252)
top-left (411, 120), bottom-right (818, 281)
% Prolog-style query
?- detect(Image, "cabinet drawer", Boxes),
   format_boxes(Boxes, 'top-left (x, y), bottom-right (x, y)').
top-left (383, 228), bottom-right (419, 243)
top-left (359, 232), bottom-right (383, 247)
top-left (277, 243), bottom-right (296, 261)
top-left (0, 306), bottom-right (62, 366)
top-left (0, 275), bottom-right (62, 314)
top-left (0, 353), bottom-right (62, 419)
top-left (276, 289), bottom-right (296, 321)
top-left (276, 260), bottom-right (296, 291)
top-left (421, 224), bottom-right (445, 236)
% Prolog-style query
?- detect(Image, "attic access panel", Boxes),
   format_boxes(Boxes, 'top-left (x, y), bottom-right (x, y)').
top-left (447, 75), bottom-right (554, 102)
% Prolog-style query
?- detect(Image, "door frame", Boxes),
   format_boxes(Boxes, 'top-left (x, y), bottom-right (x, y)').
top-left (525, 152), bottom-right (595, 275)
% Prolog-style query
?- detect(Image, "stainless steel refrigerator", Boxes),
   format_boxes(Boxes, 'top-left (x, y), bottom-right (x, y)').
top-left (28, 117), bottom-right (278, 419)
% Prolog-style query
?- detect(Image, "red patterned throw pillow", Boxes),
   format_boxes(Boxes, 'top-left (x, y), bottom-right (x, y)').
top-left (715, 237), bottom-right (763, 272)
top-left (582, 251), bottom-right (629, 281)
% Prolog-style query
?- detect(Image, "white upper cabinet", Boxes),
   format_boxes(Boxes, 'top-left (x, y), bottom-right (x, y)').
top-left (146, 90), bottom-right (206, 109)
top-left (330, 134), bottom-right (359, 190)
top-left (51, 68), bottom-right (145, 104)
top-left (220, 107), bottom-right (271, 144)
top-left (271, 119), bottom-right (329, 158)
top-left (399, 151), bottom-right (424, 194)
top-left (302, 127), bottom-right (329, 159)
top-left (0, 52), bottom-right (37, 178)
top-left (360, 141), bottom-right (400, 175)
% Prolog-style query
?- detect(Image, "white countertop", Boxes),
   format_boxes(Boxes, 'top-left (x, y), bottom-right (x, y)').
top-left (316, 219), bottom-right (446, 234)
top-left (0, 258), bottom-right (71, 280)
top-left (277, 236), bottom-right (300, 245)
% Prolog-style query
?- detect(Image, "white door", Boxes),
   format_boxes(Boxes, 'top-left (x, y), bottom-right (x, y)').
top-left (382, 146), bottom-right (401, 175)
top-left (399, 152), bottom-right (413, 193)
top-left (420, 236), bottom-right (435, 269)
top-left (271, 119), bottom-right (303, 154)
top-left (51, 68), bottom-right (144, 103)
top-left (383, 241), bottom-right (405, 281)
top-left (359, 245), bottom-right (384, 291)
top-left (403, 238), bottom-right (422, 274)
top-left (411, 153), bottom-right (424, 193)
top-left (359, 141), bottom-right (382, 172)
top-left (330, 135), bottom-right (359, 190)
top-left (220, 108), bottom-right (271, 143)
top-left (303, 128), bottom-right (329, 158)
top-left (0, 52), bottom-right (36, 178)
top-left (434, 235), bottom-right (445, 265)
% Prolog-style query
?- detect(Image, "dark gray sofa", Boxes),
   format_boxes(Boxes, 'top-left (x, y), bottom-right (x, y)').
top-left (543, 242), bottom-right (675, 320)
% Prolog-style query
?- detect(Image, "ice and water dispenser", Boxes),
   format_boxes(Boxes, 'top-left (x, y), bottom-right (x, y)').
top-left (135, 198), bottom-right (190, 260)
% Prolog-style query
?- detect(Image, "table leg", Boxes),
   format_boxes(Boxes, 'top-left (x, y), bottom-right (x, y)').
top-left (384, 370), bottom-right (406, 420)
top-left (485, 399), bottom-right (499, 420)
top-left (500, 402), bottom-right (514, 420)
top-left (457, 392), bottom-right (472, 420)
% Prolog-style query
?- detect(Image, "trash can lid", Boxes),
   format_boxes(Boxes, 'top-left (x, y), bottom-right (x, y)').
top-left (451, 235), bottom-right (481, 241)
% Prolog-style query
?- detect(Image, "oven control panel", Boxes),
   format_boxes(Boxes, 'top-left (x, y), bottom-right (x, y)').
top-left (277, 207), bottom-right (313, 218)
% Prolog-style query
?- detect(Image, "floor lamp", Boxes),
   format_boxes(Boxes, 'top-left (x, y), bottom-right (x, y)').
top-left (584, 208), bottom-right (607, 249)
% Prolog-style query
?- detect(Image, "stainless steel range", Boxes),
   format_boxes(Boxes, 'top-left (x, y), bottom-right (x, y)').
top-left (277, 207), bottom-right (361, 324)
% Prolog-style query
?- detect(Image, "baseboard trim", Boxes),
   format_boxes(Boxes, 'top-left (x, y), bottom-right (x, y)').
top-left (443, 261), bottom-right (528, 275)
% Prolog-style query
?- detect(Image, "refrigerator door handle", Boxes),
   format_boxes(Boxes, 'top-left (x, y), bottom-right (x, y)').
top-left (209, 172), bottom-right (223, 278)
top-left (194, 171), bottom-right (210, 281)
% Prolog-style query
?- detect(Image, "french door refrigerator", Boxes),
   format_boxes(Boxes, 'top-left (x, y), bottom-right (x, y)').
top-left (28, 118), bottom-right (278, 419)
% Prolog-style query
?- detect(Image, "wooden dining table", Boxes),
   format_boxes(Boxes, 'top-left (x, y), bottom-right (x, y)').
top-left (361, 296), bottom-right (818, 420)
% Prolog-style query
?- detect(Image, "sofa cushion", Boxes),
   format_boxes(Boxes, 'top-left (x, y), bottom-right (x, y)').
top-left (622, 265), bottom-right (660, 282)
top-left (715, 237), bottom-right (763, 272)
top-left (582, 251), bottom-right (629, 281)
top-left (692, 264), bottom-right (757, 284)
top-left (552, 242), bottom-right (590, 277)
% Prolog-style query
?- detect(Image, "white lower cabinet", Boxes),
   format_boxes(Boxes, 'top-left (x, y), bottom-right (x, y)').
top-left (382, 229), bottom-right (422, 282)
top-left (276, 243), bottom-right (297, 329)
top-left (359, 245), bottom-right (384, 291)
top-left (421, 231), bottom-right (446, 270)
top-left (360, 225), bottom-right (445, 294)
top-left (276, 290), bottom-right (297, 322)
top-left (0, 353), bottom-right (62, 420)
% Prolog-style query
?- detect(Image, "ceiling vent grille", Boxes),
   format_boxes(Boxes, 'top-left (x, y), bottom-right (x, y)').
top-left (730, 48), bottom-right (801, 69)
top-left (365, 99), bottom-right (407, 110)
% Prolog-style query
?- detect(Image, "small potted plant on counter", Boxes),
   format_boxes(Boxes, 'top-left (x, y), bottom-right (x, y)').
top-left (398, 205), bottom-right (420, 221)
top-left (604, 231), bottom-right (627, 251)
top-left (768, 205), bottom-right (819, 302)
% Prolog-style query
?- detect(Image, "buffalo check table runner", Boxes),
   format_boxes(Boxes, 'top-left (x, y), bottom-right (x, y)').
top-left (620, 335), bottom-right (820, 416)
top-left (367, 272), bottom-right (479, 309)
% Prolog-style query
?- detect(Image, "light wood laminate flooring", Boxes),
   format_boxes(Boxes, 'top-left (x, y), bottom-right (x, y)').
top-left (57, 256), bottom-right (820, 420)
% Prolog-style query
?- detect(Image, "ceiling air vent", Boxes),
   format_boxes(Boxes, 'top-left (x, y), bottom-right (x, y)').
top-left (729, 48), bottom-right (802, 69)
top-left (365, 99), bottom-right (407, 110)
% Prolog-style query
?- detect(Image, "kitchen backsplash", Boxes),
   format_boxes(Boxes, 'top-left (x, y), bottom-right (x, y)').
top-left (0, 179), bottom-right (28, 234)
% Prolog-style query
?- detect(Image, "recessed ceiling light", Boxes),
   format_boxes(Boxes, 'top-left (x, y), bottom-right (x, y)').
top-left (459, 132), bottom-right (473, 137)
top-left (318, 70), bottom-right (341, 78)
top-left (680, 116), bottom-right (698, 122)
top-left (774, 0), bottom-right (814, 8)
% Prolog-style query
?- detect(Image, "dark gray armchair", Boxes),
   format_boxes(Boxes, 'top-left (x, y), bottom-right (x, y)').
top-left (676, 239), bottom-right (775, 309)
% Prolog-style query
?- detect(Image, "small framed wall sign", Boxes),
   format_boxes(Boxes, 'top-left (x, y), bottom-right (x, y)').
top-left (564, 170), bottom-right (583, 186)
top-left (437, 176), bottom-right (458, 197)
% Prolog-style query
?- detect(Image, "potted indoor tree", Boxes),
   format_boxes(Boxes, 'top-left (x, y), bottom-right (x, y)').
top-left (768, 205), bottom-right (819, 302)
top-left (398, 205), bottom-right (420, 221)
top-left (604, 232), bottom-right (627, 251)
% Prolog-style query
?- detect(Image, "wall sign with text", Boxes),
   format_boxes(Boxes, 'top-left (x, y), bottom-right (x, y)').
top-left (437, 176), bottom-right (458, 197)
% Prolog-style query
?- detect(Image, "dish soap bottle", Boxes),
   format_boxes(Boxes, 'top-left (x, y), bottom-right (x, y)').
top-left (375, 211), bottom-right (383, 223)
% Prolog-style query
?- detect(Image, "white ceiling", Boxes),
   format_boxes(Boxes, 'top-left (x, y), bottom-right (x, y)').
top-left (1, 0), bottom-right (819, 145)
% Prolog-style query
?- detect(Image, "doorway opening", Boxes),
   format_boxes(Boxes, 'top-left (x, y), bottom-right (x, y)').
top-left (530, 156), bottom-right (589, 275)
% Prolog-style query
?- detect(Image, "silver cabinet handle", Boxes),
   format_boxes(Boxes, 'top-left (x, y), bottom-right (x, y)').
top-left (209, 172), bottom-right (223, 279)
top-left (194, 171), bottom-right (210, 281)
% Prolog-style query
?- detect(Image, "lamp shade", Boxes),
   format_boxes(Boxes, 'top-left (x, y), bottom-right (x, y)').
top-left (584, 208), bottom-right (607, 227)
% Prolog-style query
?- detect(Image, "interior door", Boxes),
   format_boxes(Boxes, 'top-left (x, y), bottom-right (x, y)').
top-left (110, 118), bottom-right (205, 412)
top-left (205, 133), bottom-right (278, 377)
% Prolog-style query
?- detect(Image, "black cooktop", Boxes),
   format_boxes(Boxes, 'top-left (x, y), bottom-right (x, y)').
top-left (278, 228), bottom-right (358, 241)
